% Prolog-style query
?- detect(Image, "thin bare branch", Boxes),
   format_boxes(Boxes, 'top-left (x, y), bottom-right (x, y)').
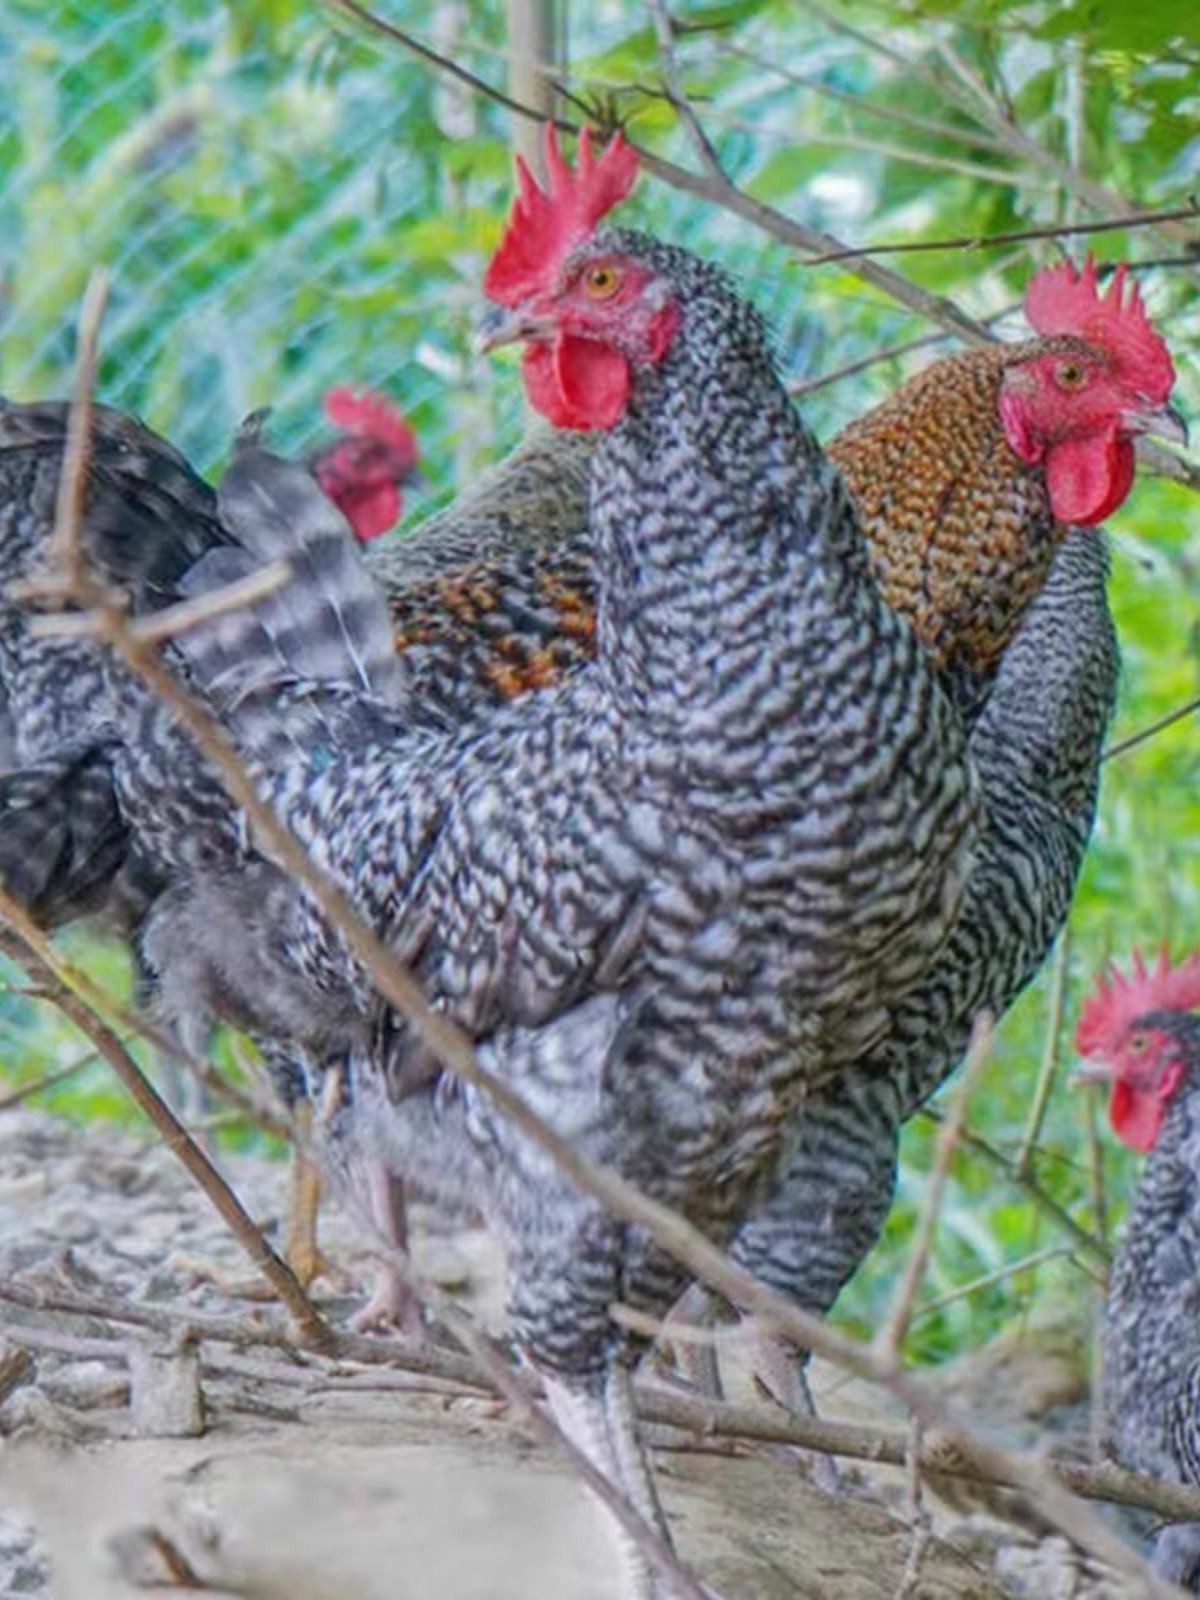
top-left (912, 1244), bottom-right (1071, 1323)
top-left (1104, 694), bottom-right (1200, 762)
top-left (0, 1046), bottom-right (99, 1110)
top-left (1082, 1073), bottom-right (1110, 1250)
top-left (319, 0), bottom-right (992, 347)
top-left (0, 903), bottom-right (335, 1355)
top-left (714, 38), bottom-right (1017, 155)
top-left (923, 1109), bottom-right (1109, 1270)
top-left (646, 0), bottom-right (727, 182)
top-left (875, 1014), bottom-right (994, 1363)
top-left (1015, 932), bottom-right (1070, 1178)
top-left (803, 204), bottom-right (1200, 266)
top-left (49, 271), bottom-right (109, 594)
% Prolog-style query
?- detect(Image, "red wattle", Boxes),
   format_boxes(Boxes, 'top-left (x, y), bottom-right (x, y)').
top-left (336, 482), bottom-right (400, 542)
top-left (1044, 431), bottom-right (1135, 525)
top-left (521, 335), bottom-right (630, 430)
top-left (1110, 1080), bottom-right (1165, 1153)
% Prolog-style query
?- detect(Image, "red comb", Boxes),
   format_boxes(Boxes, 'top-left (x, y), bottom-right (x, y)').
top-left (1024, 255), bottom-right (1175, 402)
top-left (483, 125), bottom-right (639, 307)
top-left (1075, 947), bottom-right (1200, 1056)
top-left (322, 387), bottom-right (416, 459)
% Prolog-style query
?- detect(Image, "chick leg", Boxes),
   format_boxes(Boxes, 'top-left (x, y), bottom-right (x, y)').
top-left (349, 1158), bottom-right (424, 1338)
top-left (281, 1100), bottom-right (333, 1288)
top-left (543, 1366), bottom-right (682, 1600)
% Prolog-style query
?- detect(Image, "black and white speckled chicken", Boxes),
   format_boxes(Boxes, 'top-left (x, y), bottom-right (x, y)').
top-left (1075, 952), bottom-right (1200, 1592)
top-left (0, 386), bottom-right (416, 925)
top-left (162, 127), bottom-right (975, 1595)
top-left (0, 387), bottom-right (423, 1304)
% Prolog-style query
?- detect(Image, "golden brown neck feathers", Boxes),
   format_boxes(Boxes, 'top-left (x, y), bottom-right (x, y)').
top-left (828, 343), bottom-right (1064, 680)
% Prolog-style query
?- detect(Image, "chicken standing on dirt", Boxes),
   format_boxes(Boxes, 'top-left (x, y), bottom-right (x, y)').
top-left (165, 127), bottom-right (976, 1596)
top-left (1075, 951), bottom-right (1200, 1592)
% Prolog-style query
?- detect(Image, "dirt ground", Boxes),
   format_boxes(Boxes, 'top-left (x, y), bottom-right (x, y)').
top-left (0, 1108), bottom-right (1155, 1599)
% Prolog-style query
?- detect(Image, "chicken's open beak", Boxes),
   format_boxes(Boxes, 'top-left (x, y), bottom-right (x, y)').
top-left (476, 305), bottom-right (556, 355)
top-left (1123, 400), bottom-right (1189, 448)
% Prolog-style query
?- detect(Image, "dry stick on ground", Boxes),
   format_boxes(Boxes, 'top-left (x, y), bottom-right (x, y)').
top-left (5, 1278), bottom-right (1200, 1530)
top-left (0, 1279), bottom-right (485, 1385)
top-left (0, 909), bottom-right (336, 1356)
top-left (874, 1015), bottom-right (995, 1365)
top-left (1015, 932), bottom-right (1071, 1179)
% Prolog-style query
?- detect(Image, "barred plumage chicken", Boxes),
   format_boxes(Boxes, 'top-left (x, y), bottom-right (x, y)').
top-left (1075, 952), bottom-right (1200, 1592)
top-left (161, 128), bottom-right (976, 1594)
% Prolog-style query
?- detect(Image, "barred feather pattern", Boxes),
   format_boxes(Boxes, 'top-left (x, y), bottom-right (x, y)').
top-left (0, 400), bottom-right (226, 767)
top-left (177, 230), bottom-right (976, 1376)
top-left (0, 744), bottom-right (133, 926)
top-left (729, 527), bottom-right (1117, 1309)
top-left (0, 401), bottom-right (232, 934)
top-left (0, 403), bottom-right (406, 1086)
top-left (1101, 1011), bottom-right (1200, 1590)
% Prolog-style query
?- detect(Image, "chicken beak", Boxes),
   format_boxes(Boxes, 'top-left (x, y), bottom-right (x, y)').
top-left (1123, 399), bottom-right (1189, 448)
top-left (476, 305), bottom-right (556, 356)
top-left (1069, 1057), bottom-right (1113, 1086)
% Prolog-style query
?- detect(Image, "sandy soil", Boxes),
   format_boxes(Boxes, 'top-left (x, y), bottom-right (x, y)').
top-left (0, 1109), bottom-right (1153, 1599)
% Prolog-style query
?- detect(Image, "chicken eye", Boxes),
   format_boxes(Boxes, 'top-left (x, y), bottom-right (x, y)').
top-left (1054, 360), bottom-right (1088, 390)
top-left (582, 264), bottom-right (622, 300)
top-left (1129, 1031), bottom-right (1148, 1053)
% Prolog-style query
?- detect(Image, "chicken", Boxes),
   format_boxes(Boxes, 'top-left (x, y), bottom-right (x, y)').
top-left (161, 126), bottom-right (975, 1595)
top-left (0, 385), bottom-right (417, 925)
top-left (0, 387), bottom-right (420, 1295)
top-left (307, 384), bottom-right (419, 542)
top-left (1074, 951), bottom-right (1200, 1592)
top-left (366, 254), bottom-right (1173, 1409)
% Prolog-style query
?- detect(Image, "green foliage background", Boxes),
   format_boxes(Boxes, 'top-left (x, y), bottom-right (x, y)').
top-left (0, 0), bottom-right (1198, 1365)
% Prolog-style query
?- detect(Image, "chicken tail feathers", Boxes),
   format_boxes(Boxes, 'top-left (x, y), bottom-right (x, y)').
top-left (173, 438), bottom-right (408, 764)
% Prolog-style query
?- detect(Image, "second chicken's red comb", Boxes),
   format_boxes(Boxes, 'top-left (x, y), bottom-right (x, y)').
top-left (1024, 255), bottom-right (1175, 402)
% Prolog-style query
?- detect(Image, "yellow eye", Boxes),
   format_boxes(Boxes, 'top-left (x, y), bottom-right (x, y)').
top-left (1129, 1031), bottom-right (1148, 1052)
top-left (582, 263), bottom-right (622, 300)
top-left (1055, 360), bottom-right (1087, 390)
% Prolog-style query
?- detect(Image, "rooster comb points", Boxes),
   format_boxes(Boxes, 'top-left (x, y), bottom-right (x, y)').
top-left (483, 126), bottom-right (639, 307)
top-left (1075, 946), bottom-right (1200, 1056)
top-left (321, 387), bottom-right (417, 460)
top-left (1024, 255), bottom-right (1175, 401)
